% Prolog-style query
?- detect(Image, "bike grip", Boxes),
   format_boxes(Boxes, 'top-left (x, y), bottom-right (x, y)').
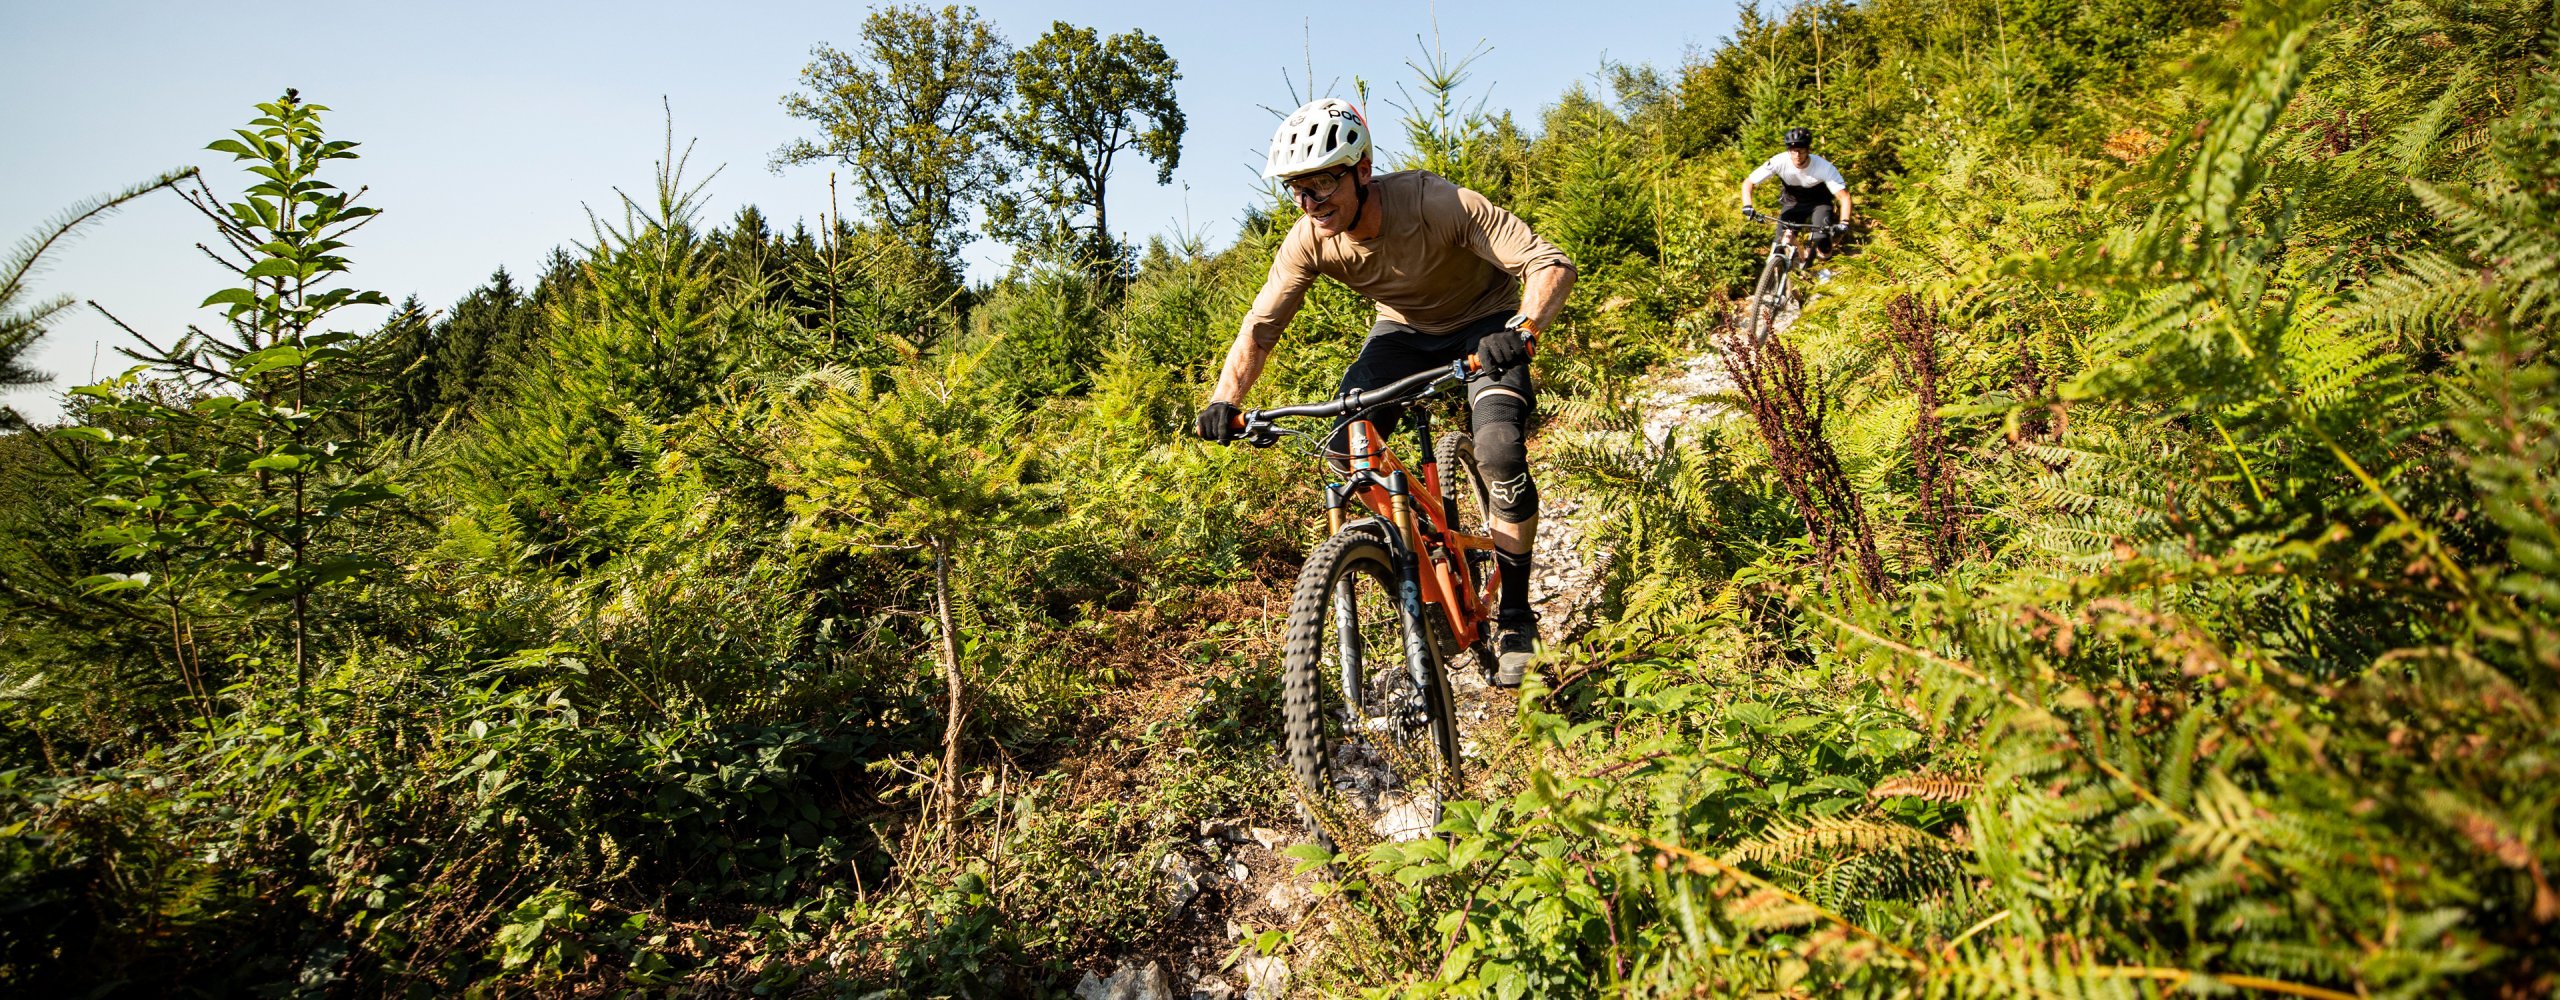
top-left (1463, 328), bottom-right (1535, 372)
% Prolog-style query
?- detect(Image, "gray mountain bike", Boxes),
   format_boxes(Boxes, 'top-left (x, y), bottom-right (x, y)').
top-left (1742, 208), bottom-right (1850, 340)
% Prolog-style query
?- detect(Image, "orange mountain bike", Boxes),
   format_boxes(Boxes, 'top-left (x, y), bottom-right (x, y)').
top-left (1233, 345), bottom-right (1520, 848)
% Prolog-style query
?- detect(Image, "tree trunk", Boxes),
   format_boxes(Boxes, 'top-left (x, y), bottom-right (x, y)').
top-left (931, 536), bottom-right (965, 838)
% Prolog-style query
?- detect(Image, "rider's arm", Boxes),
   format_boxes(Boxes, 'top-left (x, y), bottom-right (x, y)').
top-left (1740, 156), bottom-right (1777, 210)
top-left (1519, 262), bottom-right (1575, 333)
top-left (1815, 157), bottom-right (1853, 224)
top-left (1449, 184), bottom-right (1578, 332)
top-left (1209, 238), bottom-right (1317, 406)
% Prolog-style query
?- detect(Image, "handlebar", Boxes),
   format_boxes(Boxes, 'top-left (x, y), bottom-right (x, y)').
top-left (1742, 207), bottom-right (1850, 234)
top-left (1226, 329), bottom-right (1536, 446)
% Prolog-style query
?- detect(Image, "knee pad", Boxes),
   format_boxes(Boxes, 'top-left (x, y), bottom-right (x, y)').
top-left (1469, 392), bottom-right (1539, 522)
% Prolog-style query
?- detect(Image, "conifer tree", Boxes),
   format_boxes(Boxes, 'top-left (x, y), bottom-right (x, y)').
top-left (777, 353), bottom-right (1033, 837)
top-left (0, 171), bottom-right (194, 429)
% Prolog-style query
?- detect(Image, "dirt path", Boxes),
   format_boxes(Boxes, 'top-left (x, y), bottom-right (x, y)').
top-left (1518, 347), bottom-right (1743, 645)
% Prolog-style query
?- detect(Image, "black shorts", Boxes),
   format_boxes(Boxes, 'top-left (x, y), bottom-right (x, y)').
top-left (1337, 313), bottom-right (1533, 418)
top-left (1780, 183), bottom-right (1837, 244)
top-left (1324, 312), bottom-right (1534, 463)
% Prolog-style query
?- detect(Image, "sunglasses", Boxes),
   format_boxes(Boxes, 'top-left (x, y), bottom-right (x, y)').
top-left (1285, 168), bottom-right (1351, 205)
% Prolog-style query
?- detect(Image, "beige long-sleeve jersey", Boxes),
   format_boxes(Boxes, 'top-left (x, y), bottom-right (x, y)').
top-left (1239, 170), bottom-right (1574, 344)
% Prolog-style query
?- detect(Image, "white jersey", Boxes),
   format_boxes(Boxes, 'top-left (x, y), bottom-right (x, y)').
top-left (1747, 152), bottom-right (1848, 193)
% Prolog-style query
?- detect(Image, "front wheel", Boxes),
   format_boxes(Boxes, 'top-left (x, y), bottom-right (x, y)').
top-left (1282, 527), bottom-right (1458, 852)
top-left (1748, 250), bottom-right (1789, 341)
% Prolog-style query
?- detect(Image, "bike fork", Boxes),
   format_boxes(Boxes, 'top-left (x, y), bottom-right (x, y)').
top-left (1335, 577), bottom-right (1361, 707)
top-left (1385, 472), bottom-right (1437, 708)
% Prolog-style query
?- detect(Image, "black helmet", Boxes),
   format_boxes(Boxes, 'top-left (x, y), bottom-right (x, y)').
top-left (1783, 127), bottom-right (1812, 149)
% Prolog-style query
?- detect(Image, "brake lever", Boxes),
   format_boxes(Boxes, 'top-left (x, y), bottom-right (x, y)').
top-left (1242, 418), bottom-right (1292, 448)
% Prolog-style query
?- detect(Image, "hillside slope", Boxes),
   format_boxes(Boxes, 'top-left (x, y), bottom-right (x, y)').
top-left (4, 0), bottom-right (2556, 995)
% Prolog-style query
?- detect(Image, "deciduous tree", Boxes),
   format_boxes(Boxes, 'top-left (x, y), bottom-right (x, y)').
top-left (68, 91), bottom-right (404, 697)
top-left (991, 22), bottom-right (1184, 281)
top-left (774, 4), bottom-right (1010, 264)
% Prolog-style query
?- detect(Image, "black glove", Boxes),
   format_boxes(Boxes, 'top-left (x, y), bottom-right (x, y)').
top-left (1194, 401), bottom-right (1241, 444)
top-left (1476, 325), bottom-right (1532, 372)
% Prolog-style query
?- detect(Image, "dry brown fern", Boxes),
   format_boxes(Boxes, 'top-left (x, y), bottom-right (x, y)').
top-left (1722, 816), bottom-right (1955, 867)
top-left (1868, 773), bottom-right (1982, 803)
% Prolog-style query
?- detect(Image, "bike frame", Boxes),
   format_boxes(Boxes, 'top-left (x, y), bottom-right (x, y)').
top-left (1744, 209), bottom-right (1840, 337)
top-left (1324, 405), bottom-right (1501, 656)
top-left (1751, 211), bottom-right (1835, 277)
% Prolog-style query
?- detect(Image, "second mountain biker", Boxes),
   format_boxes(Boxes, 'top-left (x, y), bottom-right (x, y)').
top-left (1739, 126), bottom-right (1856, 263)
top-left (1192, 97), bottom-right (1578, 688)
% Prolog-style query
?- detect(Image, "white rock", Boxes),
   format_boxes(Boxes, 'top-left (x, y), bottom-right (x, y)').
top-left (1228, 860), bottom-right (1251, 882)
top-left (1248, 826), bottom-right (1289, 851)
top-left (1370, 789), bottom-right (1439, 842)
top-left (1264, 881), bottom-right (1316, 923)
top-left (1241, 954), bottom-right (1291, 1000)
top-left (1076, 961), bottom-right (1172, 1000)
top-left (1200, 817), bottom-right (1249, 842)
top-left (1159, 852), bottom-right (1207, 915)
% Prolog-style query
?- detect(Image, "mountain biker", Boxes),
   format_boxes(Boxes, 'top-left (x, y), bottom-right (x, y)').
top-left (1739, 127), bottom-right (1854, 261)
top-left (1194, 98), bottom-right (1577, 688)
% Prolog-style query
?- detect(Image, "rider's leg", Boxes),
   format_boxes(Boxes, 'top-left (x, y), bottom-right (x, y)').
top-left (1473, 385), bottom-right (1539, 586)
top-left (1470, 374), bottom-right (1543, 686)
top-left (1781, 195), bottom-right (1835, 261)
top-left (1325, 322), bottom-right (1436, 473)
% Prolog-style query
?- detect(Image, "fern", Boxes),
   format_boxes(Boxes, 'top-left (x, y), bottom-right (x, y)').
top-left (1722, 815), bottom-right (1956, 867)
top-left (1869, 773), bottom-right (1981, 803)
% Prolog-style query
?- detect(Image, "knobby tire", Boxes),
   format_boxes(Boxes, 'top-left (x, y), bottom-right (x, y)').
top-left (1281, 526), bottom-right (1459, 854)
top-left (1749, 250), bottom-right (1789, 342)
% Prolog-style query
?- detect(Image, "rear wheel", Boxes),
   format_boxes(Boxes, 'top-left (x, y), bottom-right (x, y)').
top-left (1434, 431), bottom-right (1502, 684)
top-left (1282, 527), bottom-right (1458, 852)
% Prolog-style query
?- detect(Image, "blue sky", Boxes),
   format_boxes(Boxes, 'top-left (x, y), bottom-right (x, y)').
top-left (1, 1), bottom-right (1742, 422)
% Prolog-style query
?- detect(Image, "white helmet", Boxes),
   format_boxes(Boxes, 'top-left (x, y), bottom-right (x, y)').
top-left (1263, 98), bottom-right (1371, 179)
